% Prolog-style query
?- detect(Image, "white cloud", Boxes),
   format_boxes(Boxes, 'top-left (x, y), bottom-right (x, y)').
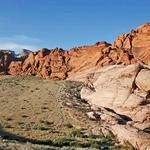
top-left (0, 42), bottom-right (37, 51)
top-left (0, 35), bottom-right (43, 43)
top-left (0, 35), bottom-right (43, 52)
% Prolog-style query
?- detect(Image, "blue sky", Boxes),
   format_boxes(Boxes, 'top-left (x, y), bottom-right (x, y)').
top-left (0, 0), bottom-right (149, 52)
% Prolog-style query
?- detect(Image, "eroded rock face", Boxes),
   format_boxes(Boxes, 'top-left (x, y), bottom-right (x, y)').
top-left (114, 22), bottom-right (150, 64)
top-left (8, 61), bottom-right (22, 75)
top-left (135, 69), bottom-right (150, 92)
top-left (111, 124), bottom-right (150, 150)
top-left (4, 43), bottom-right (111, 79)
top-left (0, 50), bottom-right (15, 75)
top-left (0, 22), bottom-right (150, 78)
top-left (67, 44), bottom-right (110, 78)
top-left (81, 65), bottom-right (141, 109)
top-left (23, 48), bottom-right (70, 79)
top-left (80, 64), bottom-right (150, 149)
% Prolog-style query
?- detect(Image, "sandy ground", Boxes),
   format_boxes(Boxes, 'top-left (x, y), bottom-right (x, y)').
top-left (0, 76), bottom-right (133, 150)
top-left (0, 76), bottom-right (92, 140)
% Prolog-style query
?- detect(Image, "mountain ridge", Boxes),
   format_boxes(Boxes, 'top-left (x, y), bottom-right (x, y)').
top-left (0, 22), bottom-right (150, 79)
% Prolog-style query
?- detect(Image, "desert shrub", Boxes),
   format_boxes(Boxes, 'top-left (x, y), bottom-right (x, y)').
top-left (39, 120), bottom-right (53, 126)
top-left (3, 122), bottom-right (11, 128)
top-left (69, 129), bottom-right (83, 138)
top-left (52, 138), bottom-right (74, 147)
top-left (63, 123), bottom-right (73, 128)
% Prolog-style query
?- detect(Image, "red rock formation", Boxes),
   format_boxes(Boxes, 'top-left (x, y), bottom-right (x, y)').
top-left (114, 22), bottom-right (150, 64)
top-left (67, 44), bottom-right (110, 77)
top-left (8, 61), bottom-right (22, 75)
top-left (20, 48), bottom-right (69, 79)
top-left (0, 22), bottom-right (150, 79)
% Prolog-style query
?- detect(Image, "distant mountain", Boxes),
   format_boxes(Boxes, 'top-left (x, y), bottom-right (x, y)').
top-left (17, 49), bottom-right (32, 58)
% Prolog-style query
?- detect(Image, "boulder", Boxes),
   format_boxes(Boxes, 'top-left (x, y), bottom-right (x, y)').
top-left (111, 124), bottom-right (150, 150)
top-left (135, 69), bottom-right (150, 92)
top-left (81, 64), bottom-right (140, 109)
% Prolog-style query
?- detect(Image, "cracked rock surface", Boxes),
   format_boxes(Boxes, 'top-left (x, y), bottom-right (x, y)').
top-left (80, 64), bottom-right (150, 150)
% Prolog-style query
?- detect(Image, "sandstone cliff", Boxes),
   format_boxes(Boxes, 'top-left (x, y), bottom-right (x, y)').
top-left (81, 64), bottom-right (150, 149)
top-left (0, 22), bottom-right (150, 79)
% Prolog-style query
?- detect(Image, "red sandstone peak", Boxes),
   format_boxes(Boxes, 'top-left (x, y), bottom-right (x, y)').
top-left (114, 22), bottom-right (150, 64)
top-left (0, 22), bottom-right (150, 79)
top-left (135, 22), bottom-right (150, 33)
top-left (95, 41), bottom-right (111, 47)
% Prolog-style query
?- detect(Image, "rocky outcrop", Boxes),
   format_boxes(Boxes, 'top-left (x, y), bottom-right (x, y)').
top-left (114, 22), bottom-right (150, 64)
top-left (80, 64), bottom-right (150, 149)
top-left (8, 61), bottom-right (23, 75)
top-left (135, 69), bottom-right (150, 92)
top-left (21, 48), bottom-right (70, 79)
top-left (0, 22), bottom-right (150, 79)
top-left (4, 43), bottom-right (111, 79)
top-left (0, 50), bottom-right (15, 75)
top-left (5, 42), bottom-right (130, 79)
top-left (67, 43), bottom-right (111, 77)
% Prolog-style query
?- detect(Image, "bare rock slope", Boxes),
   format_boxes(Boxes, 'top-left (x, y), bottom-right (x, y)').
top-left (0, 22), bottom-right (150, 79)
top-left (81, 64), bottom-right (150, 150)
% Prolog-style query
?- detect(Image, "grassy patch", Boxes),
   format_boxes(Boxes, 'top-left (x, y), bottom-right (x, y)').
top-left (69, 129), bottom-right (83, 138)
top-left (52, 138), bottom-right (75, 147)
top-left (3, 122), bottom-right (11, 128)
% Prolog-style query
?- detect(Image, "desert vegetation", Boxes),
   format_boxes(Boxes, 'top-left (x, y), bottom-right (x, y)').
top-left (0, 76), bottom-right (136, 150)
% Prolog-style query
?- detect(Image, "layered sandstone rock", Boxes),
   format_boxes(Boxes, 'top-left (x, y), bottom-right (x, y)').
top-left (17, 48), bottom-right (70, 79)
top-left (114, 22), bottom-right (150, 64)
top-left (4, 43), bottom-right (111, 79)
top-left (8, 61), bottom-right (22, 75)
top-left (80, 64), bottom-right (150, 149)
top-left (135, 69), bottom-right (150, 92)
top-left (0, 22), bottom-right (150, 79)
top-left (0, 47), bottom-right (138, 78)
top-left (67, 43), bottom-right (110, 77)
